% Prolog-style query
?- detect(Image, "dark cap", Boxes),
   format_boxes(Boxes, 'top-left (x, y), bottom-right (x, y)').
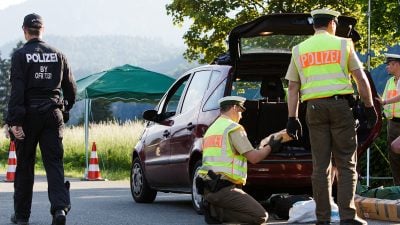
top-left (23, 13), bottom-right (43, 28)
top-left (218, 96), bottom-right (246, 111)
top-left (384, 53), bottom-right (400, 64)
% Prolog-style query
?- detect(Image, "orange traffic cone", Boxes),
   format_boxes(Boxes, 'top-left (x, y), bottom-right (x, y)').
top-left (4, 140), bottom-right (17, 182)
top-left (85, 142), bottom-right (104, 181)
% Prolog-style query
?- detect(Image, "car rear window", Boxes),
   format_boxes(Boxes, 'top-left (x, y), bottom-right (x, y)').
top-left (232, 81), bottom-right (262, 100)
top-left (240, 34), bottom-right (311, 54)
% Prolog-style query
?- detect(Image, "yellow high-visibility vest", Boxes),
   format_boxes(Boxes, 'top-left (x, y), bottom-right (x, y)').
top-left (199, 117), bottom-right (247, 185)
top-left (292, 32), bottom-right (354, 101)
top-left (383, 77), bottom-right (400, 119)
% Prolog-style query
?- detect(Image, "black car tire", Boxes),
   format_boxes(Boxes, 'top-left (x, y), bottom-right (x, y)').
top-left (191, 160), bottom-right (204, 214)
top-left (130, 157), bottom-right (157, 203)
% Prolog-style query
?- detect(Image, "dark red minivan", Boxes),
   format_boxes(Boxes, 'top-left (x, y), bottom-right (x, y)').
top-left (130, 13), bottom-right (382, 213)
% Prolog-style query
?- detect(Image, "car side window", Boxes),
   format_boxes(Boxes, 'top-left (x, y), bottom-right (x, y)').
top-left (158, 75), bottom-right (189, 119)
top-left (180, 70), bottom-right (212, 114)
top-left (203, 78), bottom-right (227, 111)
top-left (207, 70), bottom-right (222, 89)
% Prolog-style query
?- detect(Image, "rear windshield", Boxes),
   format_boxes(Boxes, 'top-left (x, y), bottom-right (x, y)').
top-left (241, 35), bottom-right (311, 54)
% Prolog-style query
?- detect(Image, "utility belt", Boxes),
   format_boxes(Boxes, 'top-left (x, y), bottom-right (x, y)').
top-left (26, 98), bottom-right (65, 113)
top-left (391, 117), bottom-right (400, 123)
top-left (307, 94), bottom-right (355, 108)
top-left (195, 170), bottom-right (238, 195)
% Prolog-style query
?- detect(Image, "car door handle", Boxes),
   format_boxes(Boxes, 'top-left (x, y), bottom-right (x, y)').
top-left (186, 123), bottom-right (195, 131)
top-left (163, 130), bottom-right (170, 137)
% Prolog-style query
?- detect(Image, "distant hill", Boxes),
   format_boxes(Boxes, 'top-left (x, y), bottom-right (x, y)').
top-left (0, 0), bottom-right (185, 47)
top-left (1, 35), bottom-right (198, 79)
top-left (0, 35), bottom-right (200, 125)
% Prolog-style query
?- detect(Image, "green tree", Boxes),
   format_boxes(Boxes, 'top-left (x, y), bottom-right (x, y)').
top-left (91, 99), bottom-right (114, 122)
top-left (0, 41), bottom-right (24, 125)
top-left (166, 0), bottom-right (400, 65)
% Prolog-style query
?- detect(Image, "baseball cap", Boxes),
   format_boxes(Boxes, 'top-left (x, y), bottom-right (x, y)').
top-left (23, 13), bottom-right (43, 28)
top-left (384, 53), bottom-right (400, 64)
top-left (218, 96), bottom-right (246, 111)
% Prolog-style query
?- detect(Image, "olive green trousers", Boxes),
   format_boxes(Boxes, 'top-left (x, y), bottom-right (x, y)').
top-left (204, 185), bottom-right (268, 225)
top-left (387, 120), bottom-right (400, 185)
top-left (306, 98), bottom-right (358, 222)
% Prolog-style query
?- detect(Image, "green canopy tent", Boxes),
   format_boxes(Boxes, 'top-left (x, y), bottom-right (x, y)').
top-left (76, 64), bottom-right (175, 179)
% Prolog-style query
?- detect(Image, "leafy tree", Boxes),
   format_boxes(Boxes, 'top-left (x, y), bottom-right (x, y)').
top-left (166, 0), bottom-right (400, 65)
top-left (0, 52), bottom-right (10, 125)
top-left (0, 41), bottom-right (25, 125)
top-left (91, 99), bottom-right (114, 123)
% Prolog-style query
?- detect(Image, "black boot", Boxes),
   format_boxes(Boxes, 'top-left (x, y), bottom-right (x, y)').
top-left (10, 214), bottom-right (29, 225)
top-left (203, 200), bottom-right (221, 224)
top-left (52, 210), bottom-right (66, 225)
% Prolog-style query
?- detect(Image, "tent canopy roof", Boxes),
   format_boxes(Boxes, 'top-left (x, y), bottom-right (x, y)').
top-left (77, 64), bottom-right (175, 101)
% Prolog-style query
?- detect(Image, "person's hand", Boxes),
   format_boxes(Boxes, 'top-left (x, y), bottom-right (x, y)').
top-left (286, 117), bottom-right (302, 140)
top-left (365, 106), bottom-right (378, 129)
top-left (11, 126), bottom-right (25, 140)
top-left (267, 135), bottom-right (283, 153)
top-left (375, 97), bottom-right (384, 105)
top-left (63, 111), bottom-right (70, 123)
top-left (3, 124), bottom-right (10, 139)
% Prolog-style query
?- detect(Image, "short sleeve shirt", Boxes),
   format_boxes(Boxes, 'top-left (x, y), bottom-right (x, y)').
top-left (285, 31), bottom-right (364, 82)
top-left (229, 127), bottom-right (254, 155)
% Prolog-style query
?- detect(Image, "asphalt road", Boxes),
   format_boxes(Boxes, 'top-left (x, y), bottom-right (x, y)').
top-left (0, 174), bottom-right (396, 225)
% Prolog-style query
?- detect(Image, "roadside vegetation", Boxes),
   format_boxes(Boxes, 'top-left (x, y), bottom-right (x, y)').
top-left (0, 120), bottom-right (145, 180)
top-left (0, 119), bottom-right (394, 186)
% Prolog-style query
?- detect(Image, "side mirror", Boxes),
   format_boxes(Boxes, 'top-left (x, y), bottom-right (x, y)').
top-left (142, 110), bottom-right (158, 122)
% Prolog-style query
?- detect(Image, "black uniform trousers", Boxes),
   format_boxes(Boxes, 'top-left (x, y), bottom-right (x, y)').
top-left (14, 107), bottom-right (70, 220)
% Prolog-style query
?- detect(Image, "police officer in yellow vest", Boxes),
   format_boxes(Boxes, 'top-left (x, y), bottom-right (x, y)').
top-left (285, 8), bottom-right (377, 225)
top-left (198, 96), bottom-right (282, 225)
top-left (376, 53), bottom-right (400, 185)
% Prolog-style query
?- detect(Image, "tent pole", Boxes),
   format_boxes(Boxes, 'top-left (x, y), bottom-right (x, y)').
top-left (84, 98), bottom-right (89, 179)
top-left (366, 0), bottom-right (371, 187)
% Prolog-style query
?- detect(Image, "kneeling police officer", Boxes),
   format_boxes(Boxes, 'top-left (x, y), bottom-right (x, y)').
top-left (197, 96), bottom-right (283, 225)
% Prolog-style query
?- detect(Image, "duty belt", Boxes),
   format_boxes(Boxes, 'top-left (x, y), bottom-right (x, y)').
top-left (391, 117), bottom-right (400, 123)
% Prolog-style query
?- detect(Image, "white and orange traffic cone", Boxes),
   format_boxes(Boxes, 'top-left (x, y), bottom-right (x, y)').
top-left (4, 140), bottom-right (17, 182)
top-left (85, 142), bottom-right (104, 181)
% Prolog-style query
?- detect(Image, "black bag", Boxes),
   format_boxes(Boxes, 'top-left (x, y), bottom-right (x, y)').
top-left (266, 194), bottom-right (312, 219)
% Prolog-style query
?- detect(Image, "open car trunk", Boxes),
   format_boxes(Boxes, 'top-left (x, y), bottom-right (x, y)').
top-left (223, 13), bottom-right (382, 192)
top-left (226, 13), bottom-right (381, 158)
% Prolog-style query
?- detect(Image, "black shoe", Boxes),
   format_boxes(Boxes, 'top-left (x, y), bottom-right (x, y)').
top-left (52, 210), bottom-right (66, 225)
top-left (316, 221), bottom-right (331, 225)
top-left (340, 218), bottom-right (367, 225)
top-left (10, 214), bottom-right (29, 225)
top-left (203, 200), bottom-right (221, 224)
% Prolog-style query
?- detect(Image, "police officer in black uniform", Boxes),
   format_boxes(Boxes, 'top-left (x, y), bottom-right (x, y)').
top-left (6, 13), bottom-right (76, 225)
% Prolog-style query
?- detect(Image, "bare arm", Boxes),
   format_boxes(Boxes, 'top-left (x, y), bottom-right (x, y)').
top-left (379, 94), bottom-right (400, 105)
top-left (243, 146), bottom-right (272, 164)
top-left (287, 80), bottom-right (301, 117)
top-left (351, 69), bottom-right (374, 107)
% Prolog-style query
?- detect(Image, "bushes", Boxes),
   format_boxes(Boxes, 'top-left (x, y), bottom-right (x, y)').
top-left (358, 120), bottom-right (394, 187)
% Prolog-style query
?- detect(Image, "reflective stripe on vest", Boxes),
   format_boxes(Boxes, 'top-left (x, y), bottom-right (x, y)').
top-left (383, 77), bottom-right (400, 119)
top-left (293, 33), bottom-right (354, 101)
top-left (199, 117), bottom-right (247, 185)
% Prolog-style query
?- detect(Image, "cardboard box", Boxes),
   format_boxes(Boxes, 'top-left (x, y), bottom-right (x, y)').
top-left (259, 129), bottom-right (293, 147)
top-left (355, 195), bottom-right (400, 222)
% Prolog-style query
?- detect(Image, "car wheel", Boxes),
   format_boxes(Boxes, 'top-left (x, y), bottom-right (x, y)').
top-left (191, 160), bottom-right (204, 214)
top-left (130, 157), bottom-right (157, 203)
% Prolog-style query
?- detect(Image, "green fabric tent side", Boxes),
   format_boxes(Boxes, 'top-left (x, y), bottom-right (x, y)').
top-left (77, 64), bottom-right (175, 100)
top-left (76, 64), bottom-right (175, 179)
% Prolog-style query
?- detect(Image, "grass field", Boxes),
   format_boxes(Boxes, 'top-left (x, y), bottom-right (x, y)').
top-left (0, 120), bottom-right (145, 180)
